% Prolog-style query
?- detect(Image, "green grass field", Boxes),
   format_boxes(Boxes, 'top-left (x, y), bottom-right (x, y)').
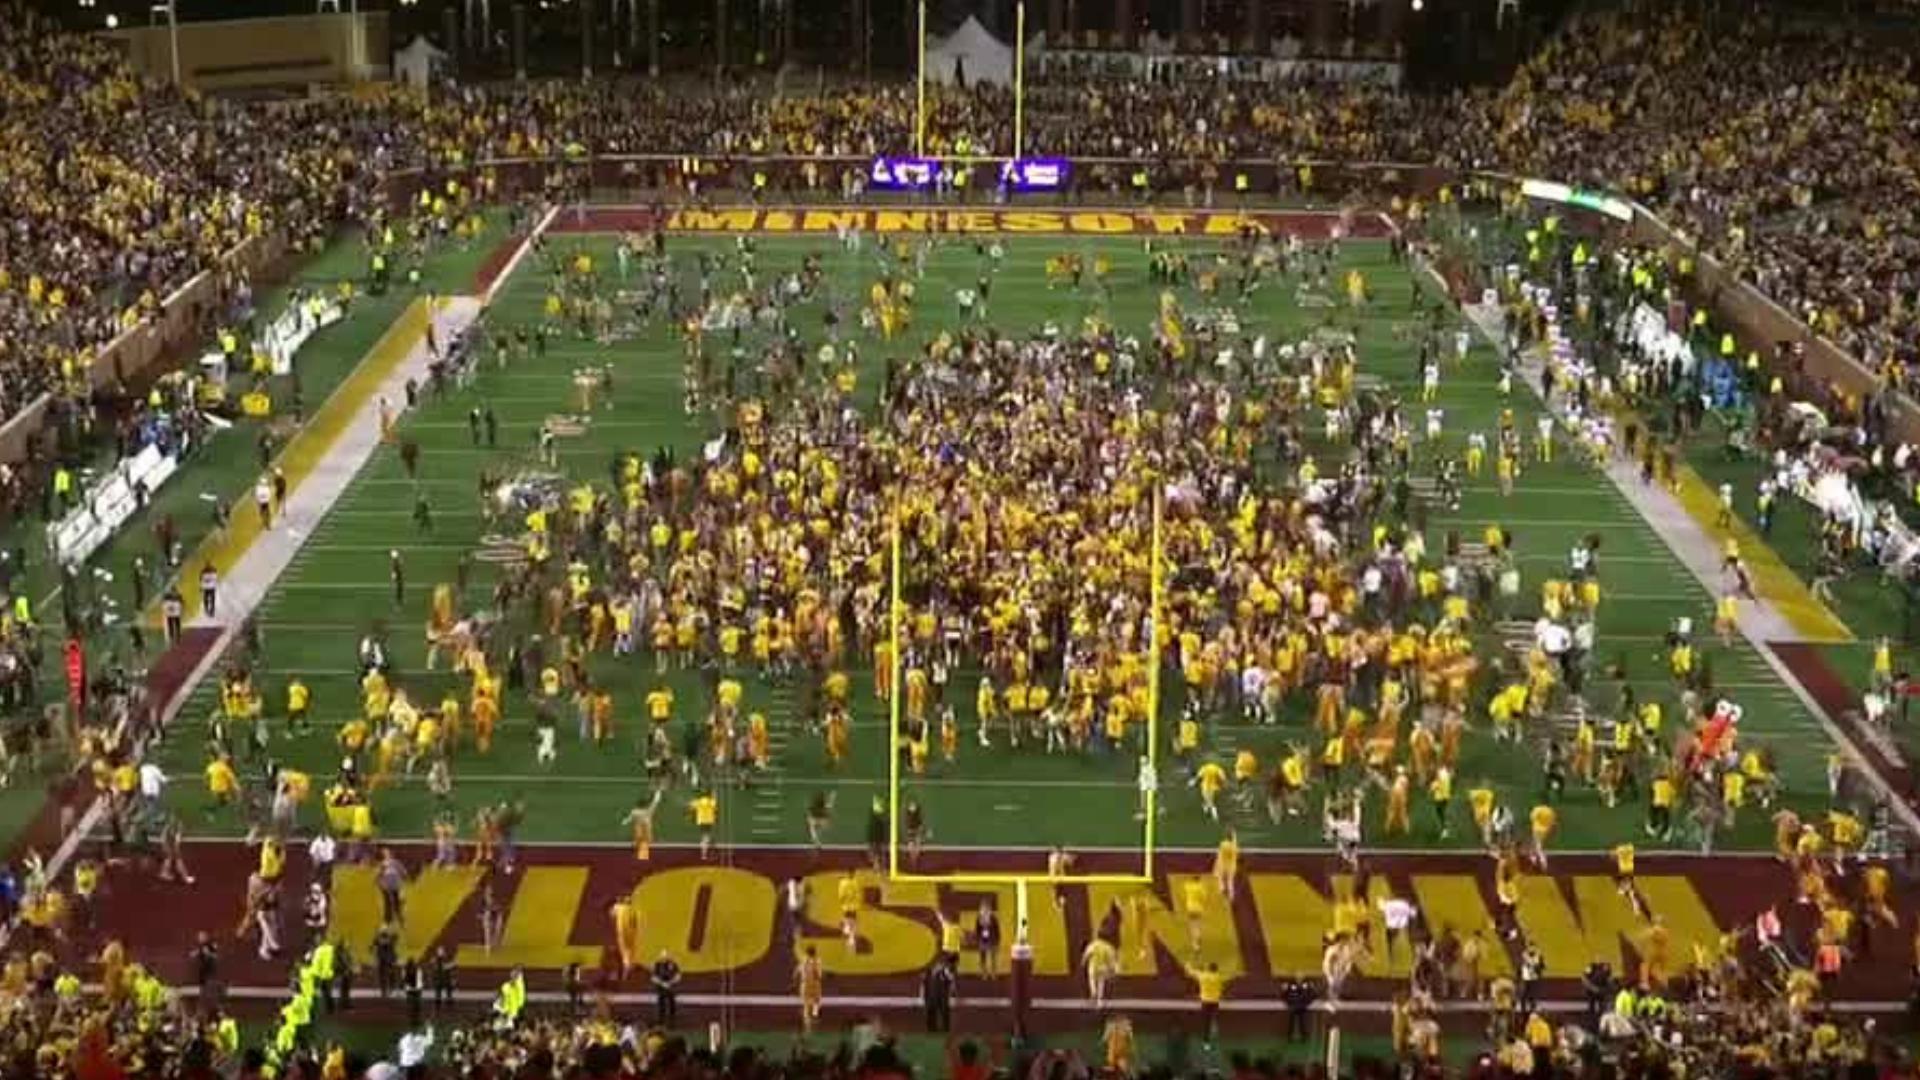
top-left (140, 225), bottom-right (1841, 857)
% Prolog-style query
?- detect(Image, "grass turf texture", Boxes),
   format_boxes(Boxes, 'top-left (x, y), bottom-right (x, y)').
top-left (140, 228), bottom-right (1838, 856)
top-left (0, 219), bottom-right (508, 853)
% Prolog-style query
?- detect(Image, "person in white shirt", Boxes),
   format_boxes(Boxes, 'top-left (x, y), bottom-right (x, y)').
top-left (137, 762), bottom-right (166, 809)
top-left (1240, 665), bottom-right (1270, 724)
top-left (397, 1025), bottom-right (436, 1069)
top-left (1135, 756), bottom-right (1159, 820)
top-left (1377, 895), bottom-right (1419, 956)
top-left (309, 832), bottom-right (338, 887)
top-left (785, 876), bottom-right (808, 939)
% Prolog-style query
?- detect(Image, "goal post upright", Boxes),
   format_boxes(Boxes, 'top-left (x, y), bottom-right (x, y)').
top-left (887, 500), bottom-right (905, 879)
top-left (1013, 1), bottom-right (1027, 160)
top-left (1143, 484), bottom-right (1163, 879)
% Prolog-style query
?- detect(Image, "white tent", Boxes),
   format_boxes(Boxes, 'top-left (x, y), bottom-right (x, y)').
top-left (927, 16), bottom-right (1013, 87)
top-left (393, 36), bottom-right (449, 89)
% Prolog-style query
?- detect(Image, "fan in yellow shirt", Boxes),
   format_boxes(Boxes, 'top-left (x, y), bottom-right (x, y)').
top-left (689, 791), bottom-right (718, 859)
top-left (1213, 830), bottom-right (1241, 901)
top-left (1192, 760), bottom-right (1228, 821)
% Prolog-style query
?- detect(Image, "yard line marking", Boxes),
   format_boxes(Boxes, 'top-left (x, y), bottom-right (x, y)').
top-left (178, 771), bottom-right (1139, 790)
top-left (1432, 517), bottom-right (1660, 531)
top-left (171, 983), bottom-right (1914, 1015)
top-left (171, 835), bottom-right (1796, 858)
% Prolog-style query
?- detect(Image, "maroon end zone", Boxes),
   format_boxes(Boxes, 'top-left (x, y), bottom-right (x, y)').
top-left (70, 840), bottom-right (1918, 1033)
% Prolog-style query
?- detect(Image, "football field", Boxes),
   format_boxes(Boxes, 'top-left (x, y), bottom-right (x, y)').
top-left (98, 206), bottom-right (1909, 1022)
top-left (145, 209), bottom-right (1836, 854)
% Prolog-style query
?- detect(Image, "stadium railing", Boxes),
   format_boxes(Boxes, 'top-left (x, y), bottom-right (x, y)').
top-left (0, 230), bottom-right (291, 463)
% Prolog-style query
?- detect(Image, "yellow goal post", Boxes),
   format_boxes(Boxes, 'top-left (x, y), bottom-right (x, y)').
top-left (884, 487), bottom-right (1166, 886)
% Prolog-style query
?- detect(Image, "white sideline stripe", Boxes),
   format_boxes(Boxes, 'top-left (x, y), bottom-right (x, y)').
top-left (173, 836), bottom-right (1788, 859)
top-left (173, 984), bottom-right (1910, 1014)
top-left (1439, 257), bottom-right (1920, 841)
top-left (33, 207), bottom-right (568, 915)
top-left (158, 771), bottom-right (1134, 790)
top-left (482, 206), bottom-right (559, 306)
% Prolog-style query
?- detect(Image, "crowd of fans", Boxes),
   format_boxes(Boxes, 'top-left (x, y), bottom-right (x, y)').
top-left (2, 1), bottom-right (1920, 1078)
top-left (1, 0), bottom-right (1917, 438)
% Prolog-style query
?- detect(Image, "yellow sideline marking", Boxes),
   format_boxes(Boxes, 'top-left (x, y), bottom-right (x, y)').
top-left (157, 297), bottom-right (437, 622)
top-left (1669, 460), bottom-right (1852, 643)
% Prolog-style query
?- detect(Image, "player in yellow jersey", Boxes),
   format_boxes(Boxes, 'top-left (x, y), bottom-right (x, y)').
top-left (1082, 935), bottom-right (1118, 1006)
top-left (836, 871), bottom-right (862, 948)
top-left (1193, 759), bottom-right (1228, 821)
top-left (1213, 829), bottom-right (1241, 902)
top-left (796, 945), bottom-right (824, 1034)
top-left (1181, 875), bottom-right (1210, 954)
top-left (623, 790), bottom-right (662, 861)
top-left (1528, 804), bottom-right (1556, 868)
top-left (689, 790), bottom-right (718, 860)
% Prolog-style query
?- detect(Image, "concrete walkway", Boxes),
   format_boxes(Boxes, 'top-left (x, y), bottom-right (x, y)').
top-left (1462, 302), bottom-right (1804, 643)
top-left (1461, 299), bottom-right (1920, 834)
top-left (200, 297), bottom-right (482, 626)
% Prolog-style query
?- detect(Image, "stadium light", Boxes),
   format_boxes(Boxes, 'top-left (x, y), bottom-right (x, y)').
top-left (105, 12), bottom-right (118, 26)
top-left (1411, 0), bottom-right (1424, 10)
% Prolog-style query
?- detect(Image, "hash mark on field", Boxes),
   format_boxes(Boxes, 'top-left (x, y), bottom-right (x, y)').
top-left (993, 803), bottom-right (1022, 812)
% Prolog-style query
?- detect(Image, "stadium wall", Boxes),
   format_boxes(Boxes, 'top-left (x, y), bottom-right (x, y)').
top-left (0, 230), bottom-right (292, 463)
top-left (106, 12), bottom-right (389, 92)
top-left (1624, 211), bottom-right (1909, 437)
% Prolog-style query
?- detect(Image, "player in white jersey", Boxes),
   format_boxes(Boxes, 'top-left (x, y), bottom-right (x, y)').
top-left (1240, 665), bottom-right (1270, 724)
top-left (1136, 756), bottom-right (1160, 819)
top-left (1422, 361), bottom-right (1441, 402)
top-left (1425, 408), bottom-right (1444, 440)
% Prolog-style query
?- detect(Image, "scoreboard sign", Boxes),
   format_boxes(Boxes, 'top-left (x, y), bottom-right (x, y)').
top-left (1001, 157), bottom-right (1070, 192)
top-left (868, 157), bottom-right (941, 191)
top-left (867, 157), bottom-right (1072, 193)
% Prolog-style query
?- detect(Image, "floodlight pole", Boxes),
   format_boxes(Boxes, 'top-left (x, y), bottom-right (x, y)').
top-left (151, 1), bottom-right (181, 86)
top-left (608, 0), bottom-right (636, 52)
top-left (1013, 1), bottom-right (1025, 160)
top-left (465, 0), bottom-right (492, 49)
